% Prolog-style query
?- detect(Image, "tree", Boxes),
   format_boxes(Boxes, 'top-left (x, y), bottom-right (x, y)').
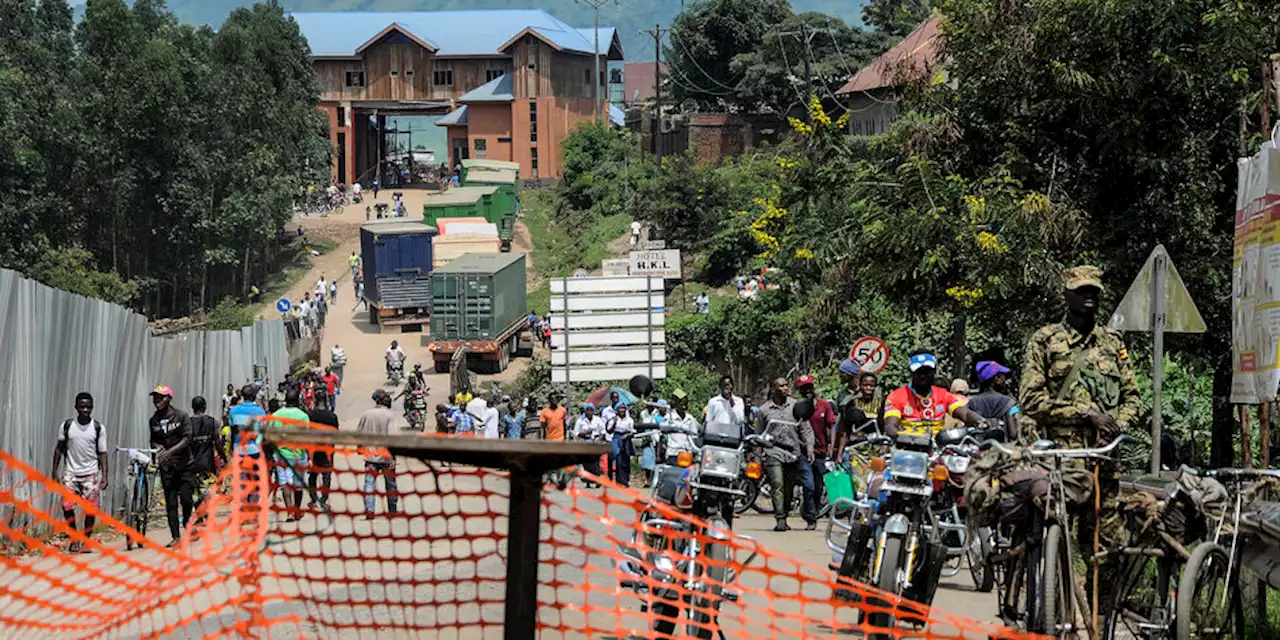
top-left (664, 0), bottom-right (791, 111)
top-left (731, 12), bottom-right (890, 115)
top-left (933, 0), bottom-right (1277, 464)
top-left (862, 0), bottom-right (935, 37)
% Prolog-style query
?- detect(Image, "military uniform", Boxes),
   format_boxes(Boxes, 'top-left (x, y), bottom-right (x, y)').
top-left (1020, 265), bottom-right (1140, 616)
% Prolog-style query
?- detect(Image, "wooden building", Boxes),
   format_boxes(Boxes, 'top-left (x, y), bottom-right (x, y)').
top-left (292, 10), bottom-right (624, 184)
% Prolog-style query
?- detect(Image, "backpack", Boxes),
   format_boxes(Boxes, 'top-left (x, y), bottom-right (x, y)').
top-left (61, 419), bottom-right (103, 454)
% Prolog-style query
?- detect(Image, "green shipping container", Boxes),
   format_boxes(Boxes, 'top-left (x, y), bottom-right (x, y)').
top-left (429, 252), bottom-right (528, 341)
top-left (421, 186), bottom-right (498, 225)
top-left (461, 159), bottom-right (520, 182)
top-left (463, 170), bottom-right (518, 219)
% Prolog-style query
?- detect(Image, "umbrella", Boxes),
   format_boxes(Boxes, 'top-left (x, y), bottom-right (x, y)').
top-left (586, 385), bottom-right (637, 408)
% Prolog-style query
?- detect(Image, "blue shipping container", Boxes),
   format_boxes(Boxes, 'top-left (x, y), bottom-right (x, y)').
top-left (360, 221), bottom-right (437, 308)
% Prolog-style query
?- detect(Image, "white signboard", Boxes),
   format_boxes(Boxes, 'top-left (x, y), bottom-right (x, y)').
top-left (641, 239), bottom-right (666, 250)
top-left (629, 249), bottom-right (681, 279)
top-left (602, 259), bottom-right (631, 276)
top-left (550, 276), bottom-right (665, 383)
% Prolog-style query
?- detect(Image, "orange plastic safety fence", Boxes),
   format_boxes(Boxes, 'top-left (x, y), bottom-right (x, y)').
top-left (0, 424), bottom-right (1041, 639)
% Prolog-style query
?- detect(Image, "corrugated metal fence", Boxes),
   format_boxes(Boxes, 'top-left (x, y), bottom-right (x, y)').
top-left (0, 268), bottom-right (288, 521)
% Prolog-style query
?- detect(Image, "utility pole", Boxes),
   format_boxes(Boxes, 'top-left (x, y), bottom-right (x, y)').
top-left (774, 21), bottom-right (839, 116)
top-left (640, 24), bottom-right (670, 163)
top-left (578, 0), bottom-right (613, 122)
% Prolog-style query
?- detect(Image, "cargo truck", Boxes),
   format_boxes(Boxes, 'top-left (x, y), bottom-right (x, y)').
top-left (360, 221), bottom-right (437, 333)
top-left (426, 252), bottom-right (533, 374)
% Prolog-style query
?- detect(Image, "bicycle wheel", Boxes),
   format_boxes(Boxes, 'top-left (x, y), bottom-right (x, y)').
top-left (1103, 554), bottom-right (1173, 640)
top-left (128, 470), bottom-right (150, 548)
top-left (967, 524), bottom-right (995, 593)
top-left (1176, 543), bottom-right (1234, 640)
top-left (1041, 524), bottom-right (1078, 636)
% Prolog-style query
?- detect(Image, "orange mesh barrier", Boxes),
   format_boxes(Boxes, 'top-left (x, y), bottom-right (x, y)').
top-left (0, 424), bottom-right (1040, 639)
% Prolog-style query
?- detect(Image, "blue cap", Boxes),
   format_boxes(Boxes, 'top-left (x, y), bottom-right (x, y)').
top-left (616, 402), bottom-right (627, 410)
top-left (908, 353), bottom-right (938, 372)
top-left (838, 358), bottom-right (862, 375)
top-left (583, 402), bottom-right (596, 410)
top-left (656, 400), bottom-right (670, 408)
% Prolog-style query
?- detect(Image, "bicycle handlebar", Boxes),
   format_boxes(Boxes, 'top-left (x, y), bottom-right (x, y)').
top-left (981, 434), bottom-right (1135, 459)
top-left (1181, 465), bottom-right (1280, 480)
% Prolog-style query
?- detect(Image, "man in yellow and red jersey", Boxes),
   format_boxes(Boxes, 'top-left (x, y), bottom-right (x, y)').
top-left (883, 351), bottom-right (982, 438)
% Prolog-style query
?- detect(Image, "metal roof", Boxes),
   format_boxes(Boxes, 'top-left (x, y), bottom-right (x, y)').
top-left (423, 186), bottom-right (499, 207)
top-left (436, 105), bottom-right (468, 127)
top-left (433, 251), bottom-right (526, 274)
top-left (837, 15), bottom-right (941, 95)
top-left (290, 10), bottom-right (623, 59)
top-left (458, 74), bottom-right (514, 102)
top-left (462, 159), bottom-right (521, 171)
top-left (362, 220), bottom-right (437, 234)
top-left (608, 103), bottom-right (625, 127)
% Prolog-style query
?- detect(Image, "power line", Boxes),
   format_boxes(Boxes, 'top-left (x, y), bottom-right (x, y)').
top-left (668, 28), bottom-right (742, 91)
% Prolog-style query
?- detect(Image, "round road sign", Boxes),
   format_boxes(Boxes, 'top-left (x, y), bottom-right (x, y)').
top-left (276, 298), bottom-right (292, 313)
top-left (850, 336), bottom-right (890, 374)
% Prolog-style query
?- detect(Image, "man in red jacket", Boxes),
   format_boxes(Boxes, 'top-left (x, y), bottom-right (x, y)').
top-left (796, 375), bottom-right (836, 527)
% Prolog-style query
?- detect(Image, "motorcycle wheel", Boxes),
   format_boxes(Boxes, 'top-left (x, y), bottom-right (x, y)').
top-left (733, 478), bottom-right (758, 515)
top-left (334, 204), bottom-right (345, 215)
top-left (688, 518), bottom-right (730, 639)
top-left (752, 477), bottom-right (775, 514)
top-left (867, 536), bottom-right (904, 639)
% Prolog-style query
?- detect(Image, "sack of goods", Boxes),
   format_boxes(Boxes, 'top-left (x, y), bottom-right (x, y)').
top-left (963, 448), bottom-right (1096, 528)
top-left (1118, 470), bottom-right (1227, 545)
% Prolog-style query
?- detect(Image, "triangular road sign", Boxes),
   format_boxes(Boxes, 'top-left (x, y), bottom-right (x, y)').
top-left (1108, 244), bottom-right (1206, 333)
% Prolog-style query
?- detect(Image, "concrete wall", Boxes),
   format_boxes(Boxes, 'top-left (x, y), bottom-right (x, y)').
top-left (685, 113), bottom-right (783, 165)
top-left (465, 103), bottom-right (514, 163)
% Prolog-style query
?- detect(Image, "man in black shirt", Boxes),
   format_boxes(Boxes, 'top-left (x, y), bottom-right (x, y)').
top-left (187, 396), bottom-right (225, 516)
top-left (303, 406), bottom-right (339, 509)
top-left (149, 385), bottom-right (192, 547)
top-left (968, 361), bottom-right (1022, 441)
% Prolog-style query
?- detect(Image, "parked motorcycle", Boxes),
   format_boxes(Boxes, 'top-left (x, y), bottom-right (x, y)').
top-left (618, 413), bottom-right (778, 639)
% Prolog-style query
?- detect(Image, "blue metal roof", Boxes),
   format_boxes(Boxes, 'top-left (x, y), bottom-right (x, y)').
top-left (436, 105), bottom-right (468, 127)
top-left (458, 74), bottom-right (514, 103)
top-left (290, 10), bottom-right (622, 59)
top-left (608, 103), bottom-right (625, 127)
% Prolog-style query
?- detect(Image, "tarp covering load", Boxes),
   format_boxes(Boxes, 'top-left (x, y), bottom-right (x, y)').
top-left (1232, 141), bottom-right (1280, 403)
top-left (0, 425), bottom-right (1036, 639)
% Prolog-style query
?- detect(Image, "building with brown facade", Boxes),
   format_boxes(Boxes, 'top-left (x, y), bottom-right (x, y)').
top-left (291, 10), bottom-right (624, 185)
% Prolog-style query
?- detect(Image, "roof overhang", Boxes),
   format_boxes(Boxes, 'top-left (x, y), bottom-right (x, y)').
top-left (312, 55), bottom-right (363, 62)
top-left (498, 27), bottom-right (564, 54)
top-left (354, 23), bottom-right (438, 55)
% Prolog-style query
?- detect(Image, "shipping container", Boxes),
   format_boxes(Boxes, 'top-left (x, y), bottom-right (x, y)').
top-left (432, 235), bottom-right (501, 268)
top-left (421, 187), bottom-right (494, 225)
top-left (462, 167), bottom-right (518, 218)
top-left (360, 221), bottom-right (437, 332)
top-left (427, 252), bottom-right (531, 373)
top-left (436, 218), bottom-right (493, 235)
top-left (461, 159), bottom-right (520, 182)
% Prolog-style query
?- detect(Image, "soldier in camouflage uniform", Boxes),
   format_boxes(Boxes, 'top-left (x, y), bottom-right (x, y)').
top-left (1020, 265), bottom-right (1140, 618)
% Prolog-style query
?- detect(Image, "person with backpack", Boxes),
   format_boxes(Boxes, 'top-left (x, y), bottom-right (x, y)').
top-left (150, 386), bottom-right (193, 547)
top-left (187, 396), bottom-right (226, 516)
top-left (51, 392), bottom-right (108, 553)
top-left (967, 360), bottom-right (1022, 441)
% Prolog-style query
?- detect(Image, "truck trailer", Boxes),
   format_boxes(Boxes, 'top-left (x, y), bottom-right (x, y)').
top-left (360, 220), bottom-right (437, 333)
top-left (426, 252), bottom-right (532, 373)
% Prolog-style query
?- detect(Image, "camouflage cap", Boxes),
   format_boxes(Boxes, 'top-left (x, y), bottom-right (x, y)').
top-left (1064, 265), bottom-right (1103, 291)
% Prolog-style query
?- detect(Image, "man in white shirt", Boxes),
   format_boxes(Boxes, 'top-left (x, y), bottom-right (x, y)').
top-left (315, 275), bottom-right (327, 302)
top-left (574, 404), bottom-right (606, 480)
top-left (663, 390), bottom-right (701, 464)
top-left (610, 404), bottom-right (636, 485)
top-left (385, 340), bottom-right (406, 378)
top-left (467, 397), bottom-right (501, 439)
top-left (630, 220), bottom-right (642, 249)
top-left (705, 375), bottom-right (745, 426)
top-left (329, 344), bottom-right (348, 383)
top-left (51, 392), bottom-right (108, 552)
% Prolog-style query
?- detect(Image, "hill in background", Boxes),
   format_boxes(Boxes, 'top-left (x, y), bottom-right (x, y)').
top-left (146, 0), bottom-right (870, 62)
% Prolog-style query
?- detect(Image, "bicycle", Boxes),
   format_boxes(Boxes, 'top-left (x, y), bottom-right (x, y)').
top-left (1173, 467), bottom-right (1280, 640)
top-left (116, 447), bottom-right (158, 550)
top-left (980, 435), bottom-right (1134, 637)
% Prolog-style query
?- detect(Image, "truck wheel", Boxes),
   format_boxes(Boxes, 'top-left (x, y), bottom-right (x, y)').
top-left (497, 342), bottom-right (511, 373)
top-left (434, 359), bottom-right (449, 374)
top-left (369, 307), bottom-right (378, 328)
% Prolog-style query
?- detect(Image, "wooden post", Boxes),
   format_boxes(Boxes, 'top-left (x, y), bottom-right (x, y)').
top-left (1241, 404), bottom-right (1255, 468)
top-left (1261, 402), bottom-right (1272, 468)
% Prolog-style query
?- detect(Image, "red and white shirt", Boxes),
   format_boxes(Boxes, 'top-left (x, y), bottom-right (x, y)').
top-left (883, 385), bottom-right (967, 435)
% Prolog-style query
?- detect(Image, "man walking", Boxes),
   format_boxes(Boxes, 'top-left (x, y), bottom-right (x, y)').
top-left (187, 396), bottom-right (225, 516)
top-left (706, 375), bottom-right (745, 426)
top-left (329, 344), bottom-right (347, 384)
top-left (358, 390), bottom-right (399, 517)
top-left (349, 252), bottom-right (361, 280)
top-left (304, 402), bottom-right (338, 510)
top-left (51, 392), bottom-right (108, 553)
top-left (1021, 265), bottom-right (1139, 616)
top-left (271, 390), bottom-right (311, 522)
top-left (754, 378), bottom-right (816, 531)
top-left (149, 386), bottom-right (192, 547)
top-left (539, 393), bottom-right (568, 441)
top-left (321, 366), bottom-right (340, 412)
top-left (796, 375), bottom-right (835, 521)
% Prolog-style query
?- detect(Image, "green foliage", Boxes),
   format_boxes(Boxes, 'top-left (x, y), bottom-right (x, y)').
top-left (28, 245), bottom-right (138, 305)
top-left (558, 122), bottom-right (650, 215)
top-left (1, 0), bottom-right (326, 317)
top-left (861, 0), bottom-right (934, 36)
top-left (204, 295), bottom-right (258, 330)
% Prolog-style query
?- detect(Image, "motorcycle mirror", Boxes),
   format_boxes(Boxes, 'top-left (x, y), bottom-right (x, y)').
top-left (792, 398), bottom-right (815, 421)
top-left (629, 375), bottom-right (655, 399)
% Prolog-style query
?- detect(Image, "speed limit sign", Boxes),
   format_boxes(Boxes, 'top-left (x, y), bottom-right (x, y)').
top-left (850, 337), bottom-right (890, 374)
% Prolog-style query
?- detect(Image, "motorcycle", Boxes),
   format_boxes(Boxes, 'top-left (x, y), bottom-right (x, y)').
top-left (386, 360), bottom-right (404, 386)
top-left (930, 427), bottom-right (1003, 591)
top-left (404, 388), bottom-right (428, 431)
top-left (618, 417), bottom-right (774, 639)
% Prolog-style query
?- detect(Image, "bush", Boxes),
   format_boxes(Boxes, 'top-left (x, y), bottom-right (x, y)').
top-left (205, 296), bottom-right (257, 330)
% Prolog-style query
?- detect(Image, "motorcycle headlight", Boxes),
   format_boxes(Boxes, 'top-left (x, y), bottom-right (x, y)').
top-left (889, 451), bottom-right (929, 481)
top-left (700, 447), bottom-right (742, 477)
top-left (943, 454), bottom-right (970, 474)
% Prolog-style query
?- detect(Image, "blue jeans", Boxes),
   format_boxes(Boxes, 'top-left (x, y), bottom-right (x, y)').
top-left (363, 461), bottom-right (397, 514)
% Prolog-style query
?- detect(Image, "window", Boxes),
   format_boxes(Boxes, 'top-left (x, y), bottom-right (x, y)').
top-left (600, 70), bottom-right (606, 86)
top-left (344, 71), bottom-right (365, 88)
top-left (433, 68), bottom-right (453, 87)
top-left (405, 69), bottom-right (414, 77)
top-left (529, 102), bottom-right (538, 142)
top-left (584, 68), bottom-right (591, 84)
top-left (390, 70), bottom-right (399, 77)
top-left (497, 137), bottom-right (512, 143)
top-left (486, 68), bottom-right (505, 82)
top-left (609, 68), bottom-right (623, 84)
top-left (337, 106), bottom-right (346, 127)
top-left (474, 138), bottom-right (487, 159)
top-left (530, 148), bottom-right (539, 177)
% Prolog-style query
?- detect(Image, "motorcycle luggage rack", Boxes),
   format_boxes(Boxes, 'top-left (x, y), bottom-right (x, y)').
top-left (262, 427), bottom-right (607, 640)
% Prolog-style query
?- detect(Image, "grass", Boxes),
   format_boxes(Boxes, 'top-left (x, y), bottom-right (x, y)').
top-left (240, 234), bottom-right (337, 321)
top-left (521, 188), bottom-right (630, 315)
